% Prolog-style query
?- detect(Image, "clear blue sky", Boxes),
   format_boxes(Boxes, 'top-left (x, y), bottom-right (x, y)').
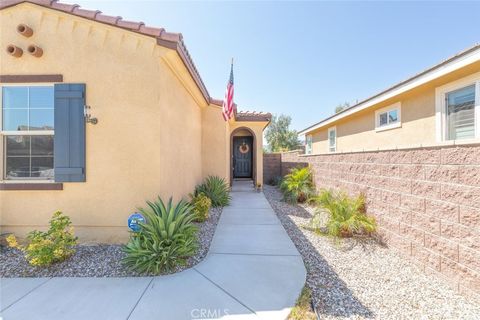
top-left (74, 1), bottom-right (480, 132)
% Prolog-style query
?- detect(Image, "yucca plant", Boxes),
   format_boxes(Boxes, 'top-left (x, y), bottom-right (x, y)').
top-left (313, 189), bottom-right (376, 238)
top-left (280, 166), bottom-right (315, 203)
top-left (195, 176), bottom-right (231, 207)
top-left (122, 197), bottom-right (198, 274)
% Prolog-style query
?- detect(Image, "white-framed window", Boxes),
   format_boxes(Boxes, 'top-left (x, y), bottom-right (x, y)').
top-left (435, 72), bottom-right (480, 142)
top-left (328, 126), bottom-right (336, 152)
top-left (1, 85), bottom-right (55, 180)
top-left (305, 134), bottom-right (312, 154)
top-left (375, 102), bottom-right (401, 132)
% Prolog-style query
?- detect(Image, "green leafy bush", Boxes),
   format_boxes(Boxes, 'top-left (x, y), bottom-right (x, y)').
top-left (280, 166), bottom-right (315, 203)
top-left (312, 189), bottom-right (376, 238)
top-left (190, 192), bottom-right (212, 222)
top-left (195, 176), bottom-right (231, 207)
top-left (6, 211), bottom-right (77, 267)
top-left (123, 197), bottom-right (198, 274)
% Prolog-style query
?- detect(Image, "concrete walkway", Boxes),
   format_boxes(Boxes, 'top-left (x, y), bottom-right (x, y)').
top-left (1, 181), bottom-right (306, 320)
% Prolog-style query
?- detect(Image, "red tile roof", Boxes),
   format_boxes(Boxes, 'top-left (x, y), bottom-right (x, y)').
top-left (235, 110), bottom-right (272, 122)
top-left (1, 0), bottom-right (210, 103)
top-left (210, 99), bottom-right (271, 122)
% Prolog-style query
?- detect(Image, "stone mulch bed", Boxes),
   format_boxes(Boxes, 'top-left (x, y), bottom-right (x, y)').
top-left (263, 185), bottom-right (480, 320)
top-left (0, 207), bottom-right (222, 277)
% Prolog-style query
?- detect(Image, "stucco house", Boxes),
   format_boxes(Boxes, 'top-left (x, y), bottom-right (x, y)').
top-left (0, 0), bottom-right (271, 242)
top-left (276, 46), bottom-right (480, 299)
top-left (300, 44), bottom-right (480, 153)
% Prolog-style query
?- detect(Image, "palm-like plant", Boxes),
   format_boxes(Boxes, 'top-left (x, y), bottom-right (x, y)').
top-left (280, 166), bottom-right (315, 203)
top-left (195, 176), bottom-right (231, 207)
top-left (314, 189), bottom-right (376, 237)
top-left (122, 197), bottom-right (198, 274)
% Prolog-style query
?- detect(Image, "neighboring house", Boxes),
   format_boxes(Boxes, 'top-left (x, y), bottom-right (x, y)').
top-left (0, 0), bottom-right (271, 242)
top-left (300, 44), bottom-right (480, 153)
top-left (282, 46), bottom-right (480, 299)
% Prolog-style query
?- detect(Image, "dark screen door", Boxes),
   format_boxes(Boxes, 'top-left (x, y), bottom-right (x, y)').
top-left (233, 137), bottom-right (253, 178)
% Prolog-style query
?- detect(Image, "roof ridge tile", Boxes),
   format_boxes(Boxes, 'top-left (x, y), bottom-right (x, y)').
top-left (50, 1), bottom-right (78, 12)
top-left (72, 7), bottom-right (101, 19)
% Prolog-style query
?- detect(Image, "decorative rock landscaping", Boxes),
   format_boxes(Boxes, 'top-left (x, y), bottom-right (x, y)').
top-left (0, 207), bottom-right (222, 277)
top-left (263, 185), bottom-right (480, 320)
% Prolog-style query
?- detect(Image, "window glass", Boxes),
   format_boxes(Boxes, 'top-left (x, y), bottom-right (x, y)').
top-left (2, 86), bottom-right (54, 131)
top-left (4, 136), bottom-right (54, 179)
top-left (31, 157), bottom-right (54, 178)
top-left (3, 87), bottom-right (28, 109)
top-left (446, 85), bottom-right (475, 140)
top-left (29, 109), bottom-right (54, 130)
top-left (6, 135), bottom-right (29, 156)
top-left (31, 136), bottom-right (54, 156)
top-left (379, 112), bottom-right (388, 126)
top-left (29, 87), bottom-right (54, 109)
top-left (329, 128), bottom-right (336, 152)
top-left (378, 107), bottom-right (399, 128)
top-left (3, 109), bottom-right (28, 130)
top-left (2, 86), bottom-right (54, 180)
top-left (306, 135), bottom-right (312, 154)
top-left (388, 109), bottom-right (398, 123)
top-left (5, 157), bottom-right (30, 178)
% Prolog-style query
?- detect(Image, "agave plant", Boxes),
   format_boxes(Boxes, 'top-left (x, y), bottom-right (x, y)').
top-left (122, 197), bottom-right (198, 274)
top-left (195, 176), bottom-right (231, 207)
top-left (313, 189), bottom-right (376, 237)
top-left (280, 166), bottom-right (315, 203)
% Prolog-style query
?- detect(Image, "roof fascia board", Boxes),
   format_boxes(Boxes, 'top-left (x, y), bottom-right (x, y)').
top-left (300, 47), bottom-right (480, 135)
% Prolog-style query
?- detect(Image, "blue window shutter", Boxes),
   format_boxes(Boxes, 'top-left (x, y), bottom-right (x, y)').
top-left (54, 84), bottom-right (86, 182)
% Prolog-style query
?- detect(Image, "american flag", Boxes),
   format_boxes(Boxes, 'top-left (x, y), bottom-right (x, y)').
top-left (222, 60), bottom-right (234, 121)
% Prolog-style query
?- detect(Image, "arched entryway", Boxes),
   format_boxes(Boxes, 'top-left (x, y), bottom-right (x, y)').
top-left (230, 127), bottom-right (257, 186)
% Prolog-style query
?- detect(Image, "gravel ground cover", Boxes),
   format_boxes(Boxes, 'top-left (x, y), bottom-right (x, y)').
top-left (0, 207), bottom-right (222, 277)
top-left (264, 185), bottom-right (480, 320)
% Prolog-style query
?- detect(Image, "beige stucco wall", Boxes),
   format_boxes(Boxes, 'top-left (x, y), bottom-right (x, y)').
top-left (308, 61), bottom-right (480, 154)
top-left (310, 129), bottom-right (328, 154)
top-left (202, 104), bottom-right (229, 180)
top-left (0, 3), bottom-right (207, 242)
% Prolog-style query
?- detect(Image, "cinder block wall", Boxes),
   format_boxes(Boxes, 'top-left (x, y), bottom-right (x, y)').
top-left (263, 152), bottom-right (308, 184)
top-left (263, 153), bottom-right (282, 184)
top-left (269, 145), bottom-right (480, 300)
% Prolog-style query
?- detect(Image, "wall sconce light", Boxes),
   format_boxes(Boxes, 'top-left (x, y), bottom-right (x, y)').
top-left (84, 105), bottom-right (98, 125)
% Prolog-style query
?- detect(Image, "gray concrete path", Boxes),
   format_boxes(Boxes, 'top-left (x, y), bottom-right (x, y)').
top-left (1, 181), bottom-right (306, 320)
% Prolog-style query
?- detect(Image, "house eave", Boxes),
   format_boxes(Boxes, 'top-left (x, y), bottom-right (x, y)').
top-left (299, 44), bottom-right (480, 136)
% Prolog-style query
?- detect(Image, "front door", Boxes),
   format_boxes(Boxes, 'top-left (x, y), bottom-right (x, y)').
top-left (233, 137), bottom-right (253, 178)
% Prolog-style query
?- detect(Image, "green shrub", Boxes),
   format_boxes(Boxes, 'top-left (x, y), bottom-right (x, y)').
top-left (312, 189), bottom-right (376, 238)
top-left (190, 192), bottom-right (212, 222)
top-left (123, 197), bottom-right (198, 274)
top-left (280, 166), bottom-right (315, 203)
top-left (6, 211), bottom-right (77, 267)
top-left (195, 176), bottom-right (231, 207)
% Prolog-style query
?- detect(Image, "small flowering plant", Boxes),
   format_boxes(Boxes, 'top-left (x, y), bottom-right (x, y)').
top-left (6, 211), bottom-right (77, 267)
